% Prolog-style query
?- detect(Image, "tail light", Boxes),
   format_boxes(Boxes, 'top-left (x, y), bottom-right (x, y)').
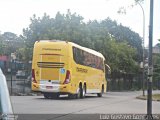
top-left (32, 69), bottom-right (37, 83)
top-left (63, 70), bottom-right (71, 84)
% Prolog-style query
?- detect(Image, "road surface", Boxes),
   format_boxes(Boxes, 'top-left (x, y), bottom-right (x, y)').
top-left (11, 91), bottom-right (160, 120)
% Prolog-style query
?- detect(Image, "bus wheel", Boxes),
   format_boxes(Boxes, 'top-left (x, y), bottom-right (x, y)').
top-left (76, 87), bottom-right (81, 99)
top-left (43, 93), bottom-right (50, 99)
top-left (76, 84), bottom-right (83, 99)
top-left (82, 84), bottom-right (86, 98)
top-left (97, 85), bottom-right (104, 97)
top-left (51, 93), bottom-right (59, 99)
top-left (76, 83), bottom-right (86, 99)
top-left (80, 85), bottom-right (86, 99)
top-left (44, 93), bottom-right (59, 99)
top-left (68, 94), bottom-right (77, 99)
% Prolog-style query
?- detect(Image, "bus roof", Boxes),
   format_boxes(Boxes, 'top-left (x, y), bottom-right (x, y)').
top-left (36, 40), bottom-right (105, 60)
top-left (69, 42), bottom-right (105, 60)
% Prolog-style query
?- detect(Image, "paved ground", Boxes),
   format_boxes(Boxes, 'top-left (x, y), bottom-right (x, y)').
top-left (11, 91), bottom-right (160, 114)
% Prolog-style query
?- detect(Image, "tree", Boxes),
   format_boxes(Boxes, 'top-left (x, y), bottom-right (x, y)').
top-left (101, 18), bottom-right (142, 62)
top-left (2, 32), bottom-right (19, 41)
top-left (3, 32), bottom-right (24, 51)
top-left (22, 10), bottom-right (142, 75)
top-left (0, 34), bottom-right (5, 55)
top-left (0, 32), bottom-right (25, 56)
top-left (118, 0), bottom-right (145, 14)
top-left (153, 54), bottom-right (160, 89)
top-left (153, 40), bottom-right (160, 89)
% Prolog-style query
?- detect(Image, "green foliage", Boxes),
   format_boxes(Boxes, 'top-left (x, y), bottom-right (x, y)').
top-left (0, 10), bottom-right (144, 91)
top-left (0, 32), bottom-right (25, 56)
top-left (135, 0), bottom-right (144, 3)
top-left (0, 35), bottom-right (4, 55)
top-left (101, 39), bottom-right (138, 73)
top-left (153, 40), bottom-right (160, 89)
top-left (118, 0), bottom-right (145, 14)
top-left (153, 54), bottom-right (160, 87)
top-left (22, 11), bottom-right (141, 74)
top-left (0, 10), bottom-right (142, 75)
top-left (101, 18), bottom-right (142, 62)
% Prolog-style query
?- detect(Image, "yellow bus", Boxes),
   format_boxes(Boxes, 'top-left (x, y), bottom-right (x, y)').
top-left (32, 40), bottom-right (108, 99)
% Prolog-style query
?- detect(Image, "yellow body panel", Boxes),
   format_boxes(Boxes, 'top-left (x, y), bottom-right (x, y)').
top-left (32, 40), bottom-right (107, 95)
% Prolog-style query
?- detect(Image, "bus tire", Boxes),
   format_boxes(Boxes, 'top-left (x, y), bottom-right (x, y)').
top-left (97, 85), bottom-right (104, 97)
top-left (76, 88), bottom-right (81, 99)
top-left (76, 83), bottom-right (86, 99)
top-left (43, 93), bottom-right (50, 99)
top-left (97, 92), bottom-right (102, 97)
top-left (51, 93), bottom-right (59, 99)
top-left (68, 94), bottom-right (77, 99)
top-left (44, 93), bottom-right (59, 99)
top-left (80, 84), bottom-right (86, 99)
top-left (76, 83), bottom-right (83, 99)
top-left (82, 84), bottom-right (86, 98)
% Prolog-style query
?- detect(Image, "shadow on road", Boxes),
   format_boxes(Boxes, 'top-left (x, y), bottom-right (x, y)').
top-left (35, 94), bottom-right (111, 101)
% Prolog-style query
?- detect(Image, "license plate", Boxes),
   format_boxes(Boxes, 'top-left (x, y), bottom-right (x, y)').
top-left (46, 86), bottom-right (53, 89)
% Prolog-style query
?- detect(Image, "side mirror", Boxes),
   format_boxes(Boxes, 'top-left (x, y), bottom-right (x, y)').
top-left (105, 64), bottom-right (111, 80)
top-left (105, 64), bottom-right (111, 74)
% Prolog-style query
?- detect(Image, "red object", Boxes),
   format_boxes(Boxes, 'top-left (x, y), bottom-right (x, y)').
top-left (0, 56), bottom-right (8, 61)
top-left (63, 70), bottom-right (71, 84)
top-left (32, 69), bottom-right (37, 83)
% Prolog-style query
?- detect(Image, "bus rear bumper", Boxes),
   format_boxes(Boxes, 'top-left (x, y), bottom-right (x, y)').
top-left (32, 83), bottom-right (76, 94)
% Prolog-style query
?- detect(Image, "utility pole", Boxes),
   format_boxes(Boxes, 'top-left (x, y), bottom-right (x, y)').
top-left (137, 2), bottom-right (145, 96)
top-left (147, 0), bottom-right (153, 118)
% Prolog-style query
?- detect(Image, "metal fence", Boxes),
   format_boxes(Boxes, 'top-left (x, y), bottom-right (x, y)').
top-left (6, 75), bottom-right (32, 95)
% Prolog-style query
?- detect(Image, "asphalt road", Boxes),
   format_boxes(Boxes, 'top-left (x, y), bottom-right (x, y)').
top-left (11, 91), bottom-right (160, 120)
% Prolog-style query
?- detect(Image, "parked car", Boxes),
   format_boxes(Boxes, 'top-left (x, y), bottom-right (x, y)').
top-left (0, 68), bottom-right (14, 119)
top-left (16, 70), bottom-right (27, 79)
